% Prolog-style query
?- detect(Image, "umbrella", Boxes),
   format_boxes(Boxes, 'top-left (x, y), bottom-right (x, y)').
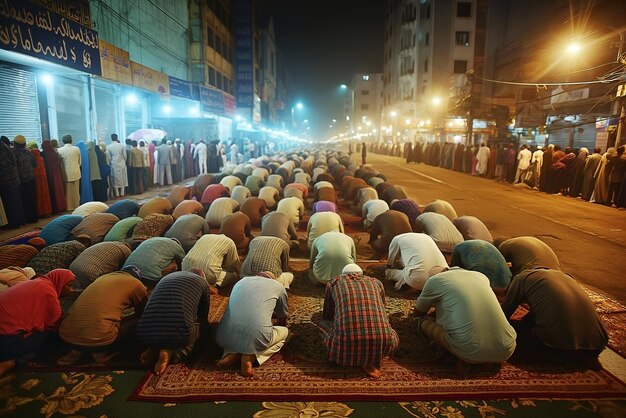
top-left (127, 128), bottom-right (167, 142)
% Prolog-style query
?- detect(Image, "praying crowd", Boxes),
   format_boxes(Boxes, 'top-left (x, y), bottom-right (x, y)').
top-left (371, 140), bottom-right (626, 209)
top-left (0, 143), bottom-right (609, 379)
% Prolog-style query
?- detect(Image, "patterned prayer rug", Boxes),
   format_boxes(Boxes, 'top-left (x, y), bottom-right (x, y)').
top-left (131, 269), bottom-right (626, 403)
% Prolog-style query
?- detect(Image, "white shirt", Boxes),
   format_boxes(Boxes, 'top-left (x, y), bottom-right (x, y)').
top-left (220, 175), bottom-right (243, 191)
top-left (306, 212), bottom-right (345, 249)
top-left (230, 186), bottom-right (252, 207)
top-left (362, 199), bottom-right (389, 224)
top-left (57, 143), bottom-right (82, 182)
top-left (387, 233), bottom-right (449, 290)
top-left (313, 181), bottom-right (334, 191)
top-left (532, 150), bottom-right (544, 170)
top-left (205, 197), bottom-right (239, 228)
top-left (517, 148), bottom-right (532, 170)
top-left (258, 186), bottom-right (280, 209)
top-left (72, 201), bottom-right (109, 217)
top-left (414, 212), bottom-right (464, 253)
top-left (276, 196), bottom-right (305, 226)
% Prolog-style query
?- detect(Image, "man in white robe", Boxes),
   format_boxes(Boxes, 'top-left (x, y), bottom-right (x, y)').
top-left (106, 134), bottom-right (128, 198)
top-left (475, 143), bottom-right (490, 176)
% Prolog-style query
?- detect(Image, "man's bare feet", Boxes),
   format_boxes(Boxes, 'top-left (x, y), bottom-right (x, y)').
top-left (363, 364), bottom-right (381, 378)
top-left (216, 353), bottom-right (241, 368)
top-left (240, 354), bottom-right (255, 377)
top-left (455, 358), bottom-right (471, 377)
top-left (0, 359), bottom-right (15, 377)
top-left (92, 351), bottom-right (119, 365)
top-left (140, 348), bottom-right (155, 365)
top-left (154, 349), bottom-right (172, 375)
top-left (57, 349), bottom-right (84, 366)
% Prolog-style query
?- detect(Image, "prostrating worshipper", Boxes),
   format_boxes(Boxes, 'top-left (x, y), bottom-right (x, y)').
top-left (103, 216), bottom-right (142, 242)
top-left (313, 180), bottom-right (334, 193)
top-left (0, 244), bottom-right (38, 269)
top-left (166, 185), bottom-right (192, 209)
top-left (219, 212), bottom-right (254, 253)
top-left (389, 199), bottom-right (421, 229)
top-left (266, 173), bottom-right (284, 191)
top-left (57, 134), bottom-right (82, 211)
top-left (138, 197), bottom-right (173, 219)
top-left (127, 213), bottom-right (175, 246)
top-left (381, 185), bottom-right (409, 206)
top-left (123, 238), bottom-right (185, 287)
top-left (12, 135), bottom-right (38, 223)
top-left (345, 177), bottom-right (368, 202)
top-left (220, 175), bottom-right (243, 191)
top-left (171, 199), bottom-right (205, 219)
top-left (193, 173), bottom-right (214, 200)
top-left (501, 268), bottom-right (608, 365)
top-left (312, 200), bottom-right (338, 214)
top-left (306, 211), bottom-right (345, 250)
top-left (241, 236), bottom-right (293, 288)
top-left (415, 267), bottom-right (517, 376)
top-left (70, 213), bottom-right (120, 246)
top-left (361, 199), bottom-right (389, 229)
top-left (39, 214), bottom-right (84, 245)
top-left (315, 186), bottom-right (337, 204)
top-left (252, 166), bottom-right (269, 181)
top-left (27, 241), bottom-right (86, 275)
top-left (181, 234), bottom-right (240, 287)
top-left (452, 215), bottom-right (493, 243)
top-left (276, 196), bottom-right (305, 228)
top-left (258, 186), bottom-right (280, 209)
top-left (0, 266), bottom-right (35, 292)
top-left (260, 211), bottom-right (300, 251)
top-left (230, 185), bottom-right (252, 207)
top-left (72, 201), bottom-right (109, 217)
top-left (497, 236), bottom-right (560, 275)
top-left (205, 197), bottom-right (239, 229)
top-left (106, 199), bottom-right (140, 219)
top-left (385, 233), bottom-right (449, 291)
top-left (369, 210), bottom-right (413, 253)
top-left (309, 231), bottom-right (356, 285)
top-left (57, 266), bottom-right (148, 365)
top-left (244, 175), bottom-right (264, 196)
top-left (317, 263), bottom-right (398, 378)
top-left (241, 197), bottom-right (269, 227)
top-left (284, 182), bottom-right (309, 201)
top-left (414, 212), bottom-right (464, 255)
top-left (215, 271), bottom-right (289, 377)
top-left (0, 269), bottom-right (75, 376)
top-left (69, 242), bottom-right (132, 290)
top-left (294, 170), bottom-right (311, 187)
top-left (137, 268), bottom-right (212, 375)
top-left (354, 187), bottom-right (378, 212)
top-left (165, 214), bottom-right (210, 253)
top-left (421, 199), bottom-right (458, 222)
top-left (450, 240), bottom-right (511, 293)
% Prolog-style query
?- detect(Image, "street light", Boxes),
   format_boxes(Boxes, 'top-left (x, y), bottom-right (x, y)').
top-left (566, 42), bottom-right (582, 54)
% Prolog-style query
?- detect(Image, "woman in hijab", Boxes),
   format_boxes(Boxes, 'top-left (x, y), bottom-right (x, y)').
top-left (42, 140), bottom-right (67, 213)
top-left (569, 147), bottom-right (588, 198)
top-left (0, 136), bottom-right (25, 228)
top-left (86, 141), bottom-right (102, 201)
top-left (0, 269), bottom-right (75, 376)
top-left (76, 141), bottom-right (93, 204)
top-left (591, 148), bottom-right (616, 204)
top-left (95, 143), bottom-right (110, 201)
top-left (27, 142), bottom-right (52, 218)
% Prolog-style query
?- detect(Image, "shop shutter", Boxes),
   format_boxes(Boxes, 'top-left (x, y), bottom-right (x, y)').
top-left (55, 77), bottom-right (88, 141)
top-left (94, 85), bottom-right (118, 143)
top-left (124, 102), bottom-right (142, 138)
top-left (0, 65), bottom-right (42, 142)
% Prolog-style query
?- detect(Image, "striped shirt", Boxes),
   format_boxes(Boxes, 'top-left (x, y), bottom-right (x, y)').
top-left (181, 234), bottom-right (240, 284)
top-left (241, 236), bottom-right (290, 278)
top-left (39, 215), bottom-right (84, 245)
top-left (390, 199), bottom-right (421, 226)
top-left (137, 271), bottom-right (210, 349)
top-left (104, 217), bottom-right (142, 242)
top-left (165, 214), bottom-right (210, 253)
top-left (60, 272), bottom-right (147, 347)
top-left (205, 197), bottom-right (239, 228)
top-left (69, 241), bottom-right (132, 290)
top-left (0, 244), bottom-right (38, 269)
top-left (27, 241), bottom-right (85, 275)
top-left (70, 213), bottom-right (120, 244)
top-left (320, 273), bottom-right (399, 367)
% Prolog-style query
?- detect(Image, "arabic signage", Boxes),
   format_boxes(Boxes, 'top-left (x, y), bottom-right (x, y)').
top-left (234, 0), bottom-right (253, 110)
top-left (30, 0), bottom-right (92, 27)
top-left (99, 40), bottom-right (131, 84)
top-left (200, 85), bottom-right (225, 115)
top-left (131, 61), bottom-right (170, 95)
top-left (169, 76), bottom-right (202, 101)
top-left (0, 0), bottom-right (101, 75)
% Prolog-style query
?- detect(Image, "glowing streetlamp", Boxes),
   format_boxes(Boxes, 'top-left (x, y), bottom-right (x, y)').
top-left (566, 42), bottom-right (582, 54)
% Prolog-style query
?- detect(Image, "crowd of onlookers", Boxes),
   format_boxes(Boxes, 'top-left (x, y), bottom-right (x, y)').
top-left (371, 140), bottom-right (626, 209)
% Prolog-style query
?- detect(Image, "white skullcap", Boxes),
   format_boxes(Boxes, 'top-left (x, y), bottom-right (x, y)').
top-left (23, 267), bottom-right (36, 279)
top-left (342, 263), bottom-right (362, 274)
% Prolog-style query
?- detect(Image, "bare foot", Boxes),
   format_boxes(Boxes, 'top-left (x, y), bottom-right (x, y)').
top-left (154, 350), bottom-right (172, 376)
top-left (240, 354), bottom-right (255, 377)
top-left (363, 364), bottom-right (381, 378)
top-left (57, 349), bottom-right (84, 366)
top-left (140, 348), bottom-right (155, 365)
top-left (0, 359), bottom-right (15, 377)
top-left (455, 358), bottom-right (471, 377)
top-left (216, 353), bottom-right (241, 368)
top-left (92, 351), bottom-right (119, 365)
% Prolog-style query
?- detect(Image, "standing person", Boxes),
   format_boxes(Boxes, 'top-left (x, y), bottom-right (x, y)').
top-left (128, 140), bottom-right (145, 195)
top-left (27, 141), bottom-right (52, 218)
top-left (514, 144), bottom-right (532, 184)
top-left (194, 140), bottom-right (208, 175)
top-left (76, 141), bottom-right (93, 204)
top-left (475, 143), bottom-right (490, 176)
top-left (581, 148), bottom-right (602, 201)
top-left (137, 269), bottom-right (212, 375)
top-left (229, 141), bottom-right (238, 165)
top-left (41, 139), bottom-right (67, 214)
top-left (317, 264), bottom-right (398, 378)
top-left (539, 144), bottom-right (554, 192)
top-left (608, 145), bottom-right (626, 207)
top-left (57, 134), bottom-right (82, 211)
top-left (207, 140), bottom-right (220, 173)
top-left (0, 136), bottom-right (25, 228)
top-left (86, 141), bottom-right (103, 201)
top-left (12, 135), bottom-right (38, 223)
top-left (215, 272), bottom-right (289, 377)
top-left (106, 134), bottom-right (127, 198)
top-left (138, 141), bottom-right (151, 191)
top-left (361, 142), bottom-right (367, 165)
top-left (156, 139), bottom-right (173, 186)
top-left (531, 145), bottom-right (544, 188)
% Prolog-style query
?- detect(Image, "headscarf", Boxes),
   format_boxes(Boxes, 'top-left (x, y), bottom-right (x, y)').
top-left (43, 268), bottom-right (75, 296)
top-left (41, 140), bottom-right (67, 213)
top-left (77, 141), bottom-right (93, 204)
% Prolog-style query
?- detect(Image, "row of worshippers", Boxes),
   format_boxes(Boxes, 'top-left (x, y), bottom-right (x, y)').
top-left (389, 140), bottom-right (626, 209)
top-left (0, 147), bottom-right (609, 378)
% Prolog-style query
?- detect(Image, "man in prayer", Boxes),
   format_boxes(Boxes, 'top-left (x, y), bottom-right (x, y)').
top-left (39, 214), bottom-right (84, 245)
top-left (450, 240), bottom-right (512, 293)
top-left (241, 236), bottom-right (293, 288)
top-left (415, 267), bottom-right (517, 376)
top-left (219, 212), bottom-right (254, 254)
top-left (182, 234), bottom-right (240, 287)
top-left (258, 186), bottom-right (280, 209)
top-left (361, 199), bottom-right (389, 229)
top-left (317, 264), bottom-right (398, 378)
top-left (276, 196), bottom-right (305, 228)
top-left (260, 212), bottom-right (300, 251)
top-left (421, 199), bottom-right (457, 221)
top-left (57, 134), bottom-right (82, 211)
top-left (215, 271), bottom-right (289, 377)
top-left (69, 241), bottom-right (132, 290)
top-left (453, 215), bottom-right (493, 242)
top-left (497, 236), bottom-right (560, 275)
top-left (106, 134), bottom-right (127, 198)
top-left (309, 231), bottom-right (356, 285)
top-left (241, 197), bottom-right (269, 227)
top-left (137, 268), bottom-right (212, 375)
top-left (306, 212), bottom-right (344, 250)
top-left (414, 212), bottom-right (464, 255)
top-left (123, 238), bottom-right (185, 287)
top-left (385, 233), bottom-right (449, 291)
top-left (205, 197), bottom-right (239, 229)
top-left (165, 214), bottom-right (210, 253)
top-left (138, 197), bottom-right (173, 218)
top-left (369, 210), bottom-right (413, 253)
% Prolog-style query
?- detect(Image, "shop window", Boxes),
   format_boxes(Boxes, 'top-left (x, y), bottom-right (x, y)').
top-left (454, 60), bottom-right (468, 74)
top-left (457, 2), bottom-right (471, 17)
top-left (455, 31), bottom-right (470, 46)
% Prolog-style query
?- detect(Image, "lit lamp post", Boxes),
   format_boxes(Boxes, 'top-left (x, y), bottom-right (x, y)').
top-left (430, 97), bottom-right (442, 142)
top-left (291, 101), bottom-right (304, 131)
top-left (339, 84), bottom-right (354, 136)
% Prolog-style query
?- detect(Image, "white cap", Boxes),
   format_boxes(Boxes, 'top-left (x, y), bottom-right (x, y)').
top-left (342, 263), bottom-right (362, 274)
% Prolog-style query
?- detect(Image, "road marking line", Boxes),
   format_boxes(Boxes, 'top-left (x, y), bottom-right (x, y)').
top-left (377, 155), bottom-right (446, 184)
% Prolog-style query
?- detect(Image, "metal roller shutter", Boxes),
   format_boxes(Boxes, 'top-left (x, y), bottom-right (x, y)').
top-left (124, 103), bottom-right (142, 139)
top-left (55, 77), bottom-right (88, 141)
top-left (94, 85), bottom-right (118, 143)
top-left (0, 65), bottom-right (42, 142)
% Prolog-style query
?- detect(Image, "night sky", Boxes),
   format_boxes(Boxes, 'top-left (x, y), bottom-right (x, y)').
top-left (261, 1), bottom-right (386, 139)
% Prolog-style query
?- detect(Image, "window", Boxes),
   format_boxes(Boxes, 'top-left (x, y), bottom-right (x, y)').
top-left (216, 72), bottom-right (223, 90)
top-left (362, 75), bottom-right (369, 81)
top-left (425, 32), bottom-right (429, 46)
top-left (454, 60), bottom-right (468, 74)
top-left (207, 26), bottom-right (215, 48)
top-left (215, 34), bottom-right (222, 55)
top-left (361, 90), bottom-right (370, 95)
top-left (457, 2), bottom-right (471, 17)
top-left (455, 31), bottom-right (470, 46)
top-left (209, 67), bottom-right (216, 86)
top-left (424, 59), bottom-right (429, 72)
top-left (361, 104), bottom-right (369, 110)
